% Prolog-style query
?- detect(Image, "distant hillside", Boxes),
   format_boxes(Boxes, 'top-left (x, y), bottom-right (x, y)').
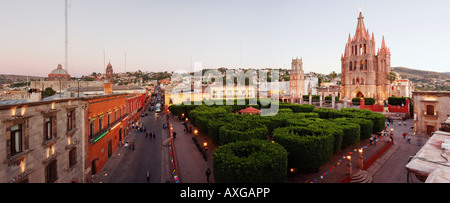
top-left (392, 67), bottom-right (450, 83)
top-left (0, 74), bottom-right (45, 84)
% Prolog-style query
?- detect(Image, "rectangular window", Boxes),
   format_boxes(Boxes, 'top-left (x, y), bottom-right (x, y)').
top-left (69, 147), bottom-right (77, 168)
top-left (107, 114), bottom-right (111, 127)
top-left (10, 124), bottom-right (23, 155)
top-left (99, 118), bottom-right (103, 131)
top-left (426, 105), bottom-right (435, 116)
top-left (45, 160), bottom-right (58, 183)
top-left (45, 117), bottom-right (53, 141)
top-left (67, 111), bottom-right (73, 132)
top-left (89, 122), bottom-right (94, 139)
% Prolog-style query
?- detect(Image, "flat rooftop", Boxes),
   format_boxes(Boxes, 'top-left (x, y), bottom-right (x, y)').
top-left (406, 131), bottom-right (450, 183)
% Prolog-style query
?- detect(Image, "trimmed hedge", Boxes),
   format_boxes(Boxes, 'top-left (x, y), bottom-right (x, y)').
top-left (388, 97), bottom-right (410, 106)
top-left (273, 126), bottom-right (335, 170)
top-left (279, 103), bottom-right (315, 113)
top-left (213, 139), bottom-right (288, 183)
top-left (332, 118), bottom-right (360, 149)
top-left (309, 121), bottom-right (344, 153)
top-left (219, 121), bottom-right (268, 145)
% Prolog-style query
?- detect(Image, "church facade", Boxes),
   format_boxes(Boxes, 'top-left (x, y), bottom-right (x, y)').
top-left (340, 12), bottom-right (391, 104)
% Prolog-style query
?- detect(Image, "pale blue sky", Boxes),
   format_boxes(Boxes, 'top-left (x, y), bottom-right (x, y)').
top-left (1, 0), bottom-right (449, 77)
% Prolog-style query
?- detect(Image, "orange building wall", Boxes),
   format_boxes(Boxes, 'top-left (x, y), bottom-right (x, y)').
top-left (85, 94), bottom-right (127, 176)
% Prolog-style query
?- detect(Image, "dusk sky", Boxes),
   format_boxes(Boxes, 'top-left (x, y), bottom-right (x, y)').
top-left (1, 0), bottom-right (449, 77)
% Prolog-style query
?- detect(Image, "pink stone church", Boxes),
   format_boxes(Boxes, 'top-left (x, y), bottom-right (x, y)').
top-left (340, 12), bottom-right (392, 104)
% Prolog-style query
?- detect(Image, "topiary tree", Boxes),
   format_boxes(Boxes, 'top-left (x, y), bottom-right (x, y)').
top-left (213, 139), bottom-right (288, 183)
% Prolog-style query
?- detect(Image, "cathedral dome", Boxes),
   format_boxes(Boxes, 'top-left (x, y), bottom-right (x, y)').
top-left (48, 64), bottom-right (71, 81)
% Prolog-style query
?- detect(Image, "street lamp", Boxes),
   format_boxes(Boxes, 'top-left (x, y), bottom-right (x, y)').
top-left (346, 155), bottom-right (352, 181)
top-left (203, 142), bottom-right (208, 151)
top-left (194, 129), bottom-right (198, 136)
top-left (358, 148), bottom-right (364, 170)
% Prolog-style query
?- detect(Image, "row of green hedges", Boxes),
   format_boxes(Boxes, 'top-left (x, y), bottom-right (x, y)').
top-left (273, 126), bottom-right (335, 170)
top-left (351, 97), bottom-right (375, 105)
top-left (219, 121), bottom-right (269, 145)
top-left (175, 103), bottom-right (386, 183)
top-left (387, 97), bottom-right (410, 106)
top-left (213, 139), bottom-right (288, 183)
top-left (313, 108), bottom-right (385, 133)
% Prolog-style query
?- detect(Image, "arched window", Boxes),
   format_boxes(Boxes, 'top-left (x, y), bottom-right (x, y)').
top-left (364, 44), bottom-right (366, 54)
top-left (349, 61), bottom-right (352, 71)
top-left (352, 78), bottom-right (355, 85)
top-left (365, 60), bottom-right (368, 70)
top-left (356, 77), bottom-right (360, 84)
top-left (361, 78), bottom-right (364, 84)
top-left (360, 60), bottom-right (363, 70)
top-left (360, 45), bottom-right (363, 56)
top-left (354, 61), bottom-right (357, 70)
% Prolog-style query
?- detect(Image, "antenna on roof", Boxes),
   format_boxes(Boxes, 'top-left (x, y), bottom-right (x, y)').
top-left (65, 0), bottom-right (69, 73)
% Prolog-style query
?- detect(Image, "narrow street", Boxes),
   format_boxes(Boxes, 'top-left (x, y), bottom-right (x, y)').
top-left (107, 112), bottom-right (165, 183)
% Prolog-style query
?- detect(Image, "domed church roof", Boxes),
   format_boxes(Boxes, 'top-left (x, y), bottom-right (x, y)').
top-left (49, 64), bottom-right (70, 75)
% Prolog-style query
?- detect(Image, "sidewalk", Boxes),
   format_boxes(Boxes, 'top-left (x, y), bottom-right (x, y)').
top-left (171, 117), bottom-right (217, 183)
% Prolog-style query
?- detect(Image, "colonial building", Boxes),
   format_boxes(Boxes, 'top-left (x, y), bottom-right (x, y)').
top-left (83, 94), bottom-right (128, 180)
top-left (340, 12), bottom-right (391, 104)
top-left (413, 91), bottom-right (450, 136)
top-left (0, 98), bottom-right (84, 183)
top-left (390, 72), bottom-right (414, 98)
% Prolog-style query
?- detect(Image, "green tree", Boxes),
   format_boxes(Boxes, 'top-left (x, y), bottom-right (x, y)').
top-left (41, 87), bottom-right (56, 98)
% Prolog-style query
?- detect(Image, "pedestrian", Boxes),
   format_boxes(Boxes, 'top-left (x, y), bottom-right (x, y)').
top-left (146, 131), bottom-right (149, 137)
top-left (407, 135), bottom-right (411, 144)
top-left (206, 168), bottom-right (211, 183)
top-left (132, 142), bottom-right (135, 150)
top-left (153, 132), bottom-right (156, 138)
top-left (146, 171), bottom-right (150, 183)
top-left (369, 137), bottom-right (373, 145)
top-left (402, 132), bottom-right (407, 139)
top-left (173, 131), bottom-right (177, 139)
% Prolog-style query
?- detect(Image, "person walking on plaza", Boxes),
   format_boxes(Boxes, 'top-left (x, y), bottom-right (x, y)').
top-left (146, 171), bottom-right (150, 183)
top-left (407, 135), bottom-right (411, 144)
top-left (206, 168), bottom-right (211, 183)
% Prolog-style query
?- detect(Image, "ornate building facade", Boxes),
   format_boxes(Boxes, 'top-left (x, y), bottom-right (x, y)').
top-left (340, 12), bottom-right (391, 104)
top-left (289, 57), bottom-right (305, 102)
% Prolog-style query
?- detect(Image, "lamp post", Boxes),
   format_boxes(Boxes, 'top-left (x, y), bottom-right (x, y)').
top-left (203, 142), bottom-right (208, 151)
top-left (358, 148), bottom-right (364, 170)
top-left (346, 155), bottom-right (352, 180)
